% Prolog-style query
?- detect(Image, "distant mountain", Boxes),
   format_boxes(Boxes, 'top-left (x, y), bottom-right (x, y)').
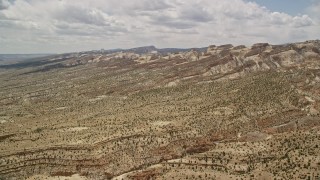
top-left (0, 54), bottom-right (53, 61)
top-left (122, 46), bottom-right (207, 54)
top-left (158, 47), bottom-right (207, 54)
top-left (125, 45), bottom-right (157, 54)
top-left (87, 46), bottom-right (207, 55)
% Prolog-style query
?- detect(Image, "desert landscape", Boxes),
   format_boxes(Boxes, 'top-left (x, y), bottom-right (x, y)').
top-left (0, 40), bottom-right (319, 179)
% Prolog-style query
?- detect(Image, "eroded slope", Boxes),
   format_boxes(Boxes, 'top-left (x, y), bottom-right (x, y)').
top-left (0, 40), bottom-right (319, 179)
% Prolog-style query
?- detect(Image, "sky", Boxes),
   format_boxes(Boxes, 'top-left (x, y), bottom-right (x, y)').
top-left (0, 0), bottom-right (319, 53)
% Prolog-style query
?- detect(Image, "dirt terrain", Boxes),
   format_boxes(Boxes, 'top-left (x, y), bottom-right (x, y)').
top-left (0, 40), bottom-right (320, 179)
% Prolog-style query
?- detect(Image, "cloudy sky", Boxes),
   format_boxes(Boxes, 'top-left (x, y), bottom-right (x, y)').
top-left (0, 0), bottom-right (319, 53)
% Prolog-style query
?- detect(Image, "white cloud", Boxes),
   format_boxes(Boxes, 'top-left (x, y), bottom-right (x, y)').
top-left (307, 1), bottom-right (320, 23)
top-left (0, 0), bottom-right (319, 53)
top-left (0, 0), bottom-right (10, 10)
